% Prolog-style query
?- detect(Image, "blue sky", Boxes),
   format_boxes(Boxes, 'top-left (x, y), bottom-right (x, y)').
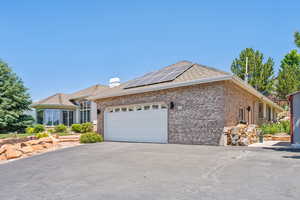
top-left (1, 1), bottom-right (299, 101)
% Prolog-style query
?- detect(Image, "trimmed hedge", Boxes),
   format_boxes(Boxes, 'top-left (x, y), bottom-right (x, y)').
top-left (33, 124), bottom-right (45, 133)
top-left (71, 124), bottom-right (82, 133)
top-left (36, 132), bottom-right (49, 139)
top-left (80, 132), bottom-right (103, 143)
top-left (54, 124), bottom-right (67, 133)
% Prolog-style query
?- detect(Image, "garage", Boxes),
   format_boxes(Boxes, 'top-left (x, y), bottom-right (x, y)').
top-left (104, 103), bottom-right (168, 143)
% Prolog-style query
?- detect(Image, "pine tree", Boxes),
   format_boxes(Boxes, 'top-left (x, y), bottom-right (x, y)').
top-left (0, 60), bottom-right (33, 133)
top-left (231, 48), bottom-right (275, 94)
top-left (294, 32), bottom-right (300, 48)
top-left (276, 50), bottom-right (300, 99)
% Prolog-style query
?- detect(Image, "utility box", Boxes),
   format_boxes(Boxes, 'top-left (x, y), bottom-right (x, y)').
top-left (288, 91), bottom-right (300, 148)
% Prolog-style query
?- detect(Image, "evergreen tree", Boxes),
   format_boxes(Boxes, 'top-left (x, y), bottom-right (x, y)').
top-left (276, 50), bottom-right (300, 99)
top-left (231, 48), bottom-right (275, 94)
top-left (294, 32), bottom-right (300, 48)
top-left (0, 60), bottom-right (33, 133)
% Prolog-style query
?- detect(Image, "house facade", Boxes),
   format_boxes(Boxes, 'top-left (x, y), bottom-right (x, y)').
top-left (31, 84), bottom-right (108, 127)
top-left (91, 61), bottom-right (283, 145)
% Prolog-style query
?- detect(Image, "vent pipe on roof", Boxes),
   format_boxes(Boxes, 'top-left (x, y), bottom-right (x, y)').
top-left (109, 77), bottom-right (120, 88)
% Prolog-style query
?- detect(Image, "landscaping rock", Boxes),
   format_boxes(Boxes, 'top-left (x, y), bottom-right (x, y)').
top-left (0, 153), bottom-right (7, 160)
top-left (39, 137), bottom-right (53, 143)
top-left (31, 144), bottom-right (45, 151)
top-left (5, 147), bottom-right (22, 159)
top-left (224, 124), bottom-right (259, 146)
top-left (20, 145), bottom-right (34, 154)
top-left (0, 147), bottom-right (6, 154)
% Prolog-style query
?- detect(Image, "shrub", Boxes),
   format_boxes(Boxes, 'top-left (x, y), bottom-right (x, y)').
top-left (260, 121), bottom-right (291, 135)
top-left (54, 124), bottom-right (67, 133)
top-left (80, 122), bottom-right (93, 133)
top-left (71, 124), bottom-right (82, 133)
top-left (36, 132), bottom-right (49, 139)
top-left (33, 124), bottom-right (45, 133)
top-left (80, 132), bottom-right (103, 143)
top-left (25, 127), bottom-right (35, 134)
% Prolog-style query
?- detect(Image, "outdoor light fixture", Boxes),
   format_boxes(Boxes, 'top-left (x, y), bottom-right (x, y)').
top-left (97, 109), bottom-right (101, 114)
top-left (170, 102), bottom-right (175, 109)
top-left (247, 106), bottom-right (251, 111)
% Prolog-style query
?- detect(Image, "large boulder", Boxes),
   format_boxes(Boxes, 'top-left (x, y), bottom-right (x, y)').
top-left (20, 145), bottom-right (34, 154)
top-left (31, 144), bottom-right (45, 151)
top-left (0, 153), bottom-right (6, 160)
top-left (4, 145), bottom-right (22, 159)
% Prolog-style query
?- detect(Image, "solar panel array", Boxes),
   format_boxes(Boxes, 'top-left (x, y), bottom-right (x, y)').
top-left (124, 63), bottom-right (193, 89)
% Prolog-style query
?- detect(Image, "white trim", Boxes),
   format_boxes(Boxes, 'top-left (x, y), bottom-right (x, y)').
top-left (91, 75), bottom-right (284, 112)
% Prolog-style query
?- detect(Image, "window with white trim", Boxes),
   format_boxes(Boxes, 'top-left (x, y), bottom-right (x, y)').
top-left (80, 100), bottom-right (91, 123)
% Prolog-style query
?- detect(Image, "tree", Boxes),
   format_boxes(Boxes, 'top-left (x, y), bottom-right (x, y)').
top-left (231, 48), bottom-right (275, 94)
top-left (276, 49), bottom-right (300, 99)
top-left (294, 32), bottom-right (300, 48)
top-left (0, 60), bottom-right (33, 133)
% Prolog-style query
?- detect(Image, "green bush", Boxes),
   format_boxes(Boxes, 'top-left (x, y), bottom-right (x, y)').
top-left (260, 121), bottom-right (291, 135)
top-left (80, 122), bottom-right (93, 133)
top-left (36, 132), bottom-right (49, 139)
top-left (33, 124), bottom-right (45, 133)
top-left (80, 132), bottom-right (103, 143)
top-left (71, 124), bottom-right (82, 133)
top-left (54, 124), bottom-right (67, 133)
top-left (25, 127), bottom-right (35, 134)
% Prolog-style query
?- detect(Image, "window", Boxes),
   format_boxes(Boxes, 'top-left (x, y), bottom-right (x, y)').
top-left (44, 109), bottom-right (60, 126)
top-left (80, 100), bottom-right (91, 123)
top-left (239, 108), bottom-right (244, 121)
top-left (144, 105), bottom-right (150, 110)
top-left (63, 110), bottom-right (74, 126)
top-left (266, 106), bottom-right (271, 121)
top-left (258, 103), bottom-right (263, 118)
top-left (161, 105), bottom-right (167, 109)
top-left (121, 108), bottom-right (127, 112)
top-left (114, 108), bottom-right (120, 112)
top-left (152, 105), bottom-right (159, 110)
top-left (36, 109), bottom-right (44, 124)
top-left (136, 106), bottom-right (142, 111)
top-left (128, 107), bottom-right (134, 111)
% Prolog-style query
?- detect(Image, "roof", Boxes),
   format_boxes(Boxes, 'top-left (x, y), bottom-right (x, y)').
top-left (91, 61), bottom-right (283, 112)
top-left (91, 61), bottom-right (229, 99)
top-left (32, 84), bottom-right (108, 109)
top-left (31, 93), bottom-right (76, 109)
top-left (68, 84), bottom-right (108, 100)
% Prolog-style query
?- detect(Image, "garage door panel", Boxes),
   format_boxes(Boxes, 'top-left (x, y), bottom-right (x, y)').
top-left (104, 109), bottom-right (168, 143)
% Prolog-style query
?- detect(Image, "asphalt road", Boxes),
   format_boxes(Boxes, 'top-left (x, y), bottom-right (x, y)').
top-left (0, 142), bottom-right (299, 200)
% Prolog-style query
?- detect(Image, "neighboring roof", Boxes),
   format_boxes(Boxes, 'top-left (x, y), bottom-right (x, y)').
top-left (32, 84), bottom-right (109, 108)
top-left (31, 93), bottom-right (76, 109)
top-left (91, 61), bottom-right (283, 112)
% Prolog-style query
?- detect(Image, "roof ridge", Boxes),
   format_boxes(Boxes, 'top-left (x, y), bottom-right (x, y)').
top-left (194, 63), bottom-right (230, 75)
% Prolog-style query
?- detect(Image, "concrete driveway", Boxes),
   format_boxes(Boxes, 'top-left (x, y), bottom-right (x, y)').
top-left (0, 142), bottom-right (299, 200)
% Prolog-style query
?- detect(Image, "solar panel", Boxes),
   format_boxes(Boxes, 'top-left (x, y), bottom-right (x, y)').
top-left (124, 63), bottom-right (193, 89)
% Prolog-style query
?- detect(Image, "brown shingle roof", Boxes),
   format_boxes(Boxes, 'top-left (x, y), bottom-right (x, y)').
top-left (32, 93), bottom-right (76, 108)
top-left (32, 84), bottom-right (109, 108)
top-left (91, 61), bottom-right (230, 100)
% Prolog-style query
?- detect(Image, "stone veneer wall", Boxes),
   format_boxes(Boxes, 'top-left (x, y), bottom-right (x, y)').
top-left (95, 82), bottom-right (226, 145)
top-left (223, 81), bottom-right (260, 126)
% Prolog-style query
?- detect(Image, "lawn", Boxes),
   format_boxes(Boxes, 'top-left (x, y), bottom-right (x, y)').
top-left (0, 133), bottom-right (34, 139)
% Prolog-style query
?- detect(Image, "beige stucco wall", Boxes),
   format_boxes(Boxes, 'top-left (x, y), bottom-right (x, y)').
top-left (95, 82), bottom-right (226, 145)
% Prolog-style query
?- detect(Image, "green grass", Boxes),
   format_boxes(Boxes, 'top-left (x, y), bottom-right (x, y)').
top-left (0, 133), bottom-right (34, 139)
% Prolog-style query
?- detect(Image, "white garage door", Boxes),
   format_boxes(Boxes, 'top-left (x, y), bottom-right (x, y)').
top-left (104, 104), bottom-right (168, 143)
